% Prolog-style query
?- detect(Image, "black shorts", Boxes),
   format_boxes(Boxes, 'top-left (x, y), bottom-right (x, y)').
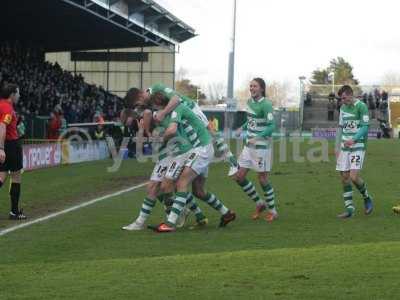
top-left (0, 140), bottom-right (23, 172)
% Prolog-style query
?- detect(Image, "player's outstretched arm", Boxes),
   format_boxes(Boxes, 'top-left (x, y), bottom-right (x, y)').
top-left (162, 122), bottom-right (178, 143)
top-left (156, 96), bottom-right (180, 122)
top-left (142, 109), bottom-right (153, 137)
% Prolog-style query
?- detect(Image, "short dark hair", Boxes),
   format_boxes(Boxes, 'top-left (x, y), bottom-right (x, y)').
top-left (252, 78), bottom-right (266, 97)
top-left (338, 85), bottom-right (353, 96)
top-left (150, 92), bottom-right (169, 107)
top-left (124, 88), bottom-right (141, 109)
top-left (1, 83), bottom-right (18, 99)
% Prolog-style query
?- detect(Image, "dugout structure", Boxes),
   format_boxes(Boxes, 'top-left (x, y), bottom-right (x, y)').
top-left (2, 0), bottom-right (195, 98)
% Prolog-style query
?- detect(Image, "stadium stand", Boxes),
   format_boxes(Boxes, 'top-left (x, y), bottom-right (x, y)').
top-left (302, 87), bottom-right (380, 131)
top-left (0, 42), bottom-right (121, 124)
top-left (0, 0), bottom-right (195, 138)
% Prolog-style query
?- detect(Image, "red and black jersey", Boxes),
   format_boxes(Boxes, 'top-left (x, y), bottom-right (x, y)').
top-left (0, 99), bottom-right (18, 141)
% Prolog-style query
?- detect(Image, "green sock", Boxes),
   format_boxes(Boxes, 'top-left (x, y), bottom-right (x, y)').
top-left (201, 192), bottom-right (228, 215)
top-left (226, 151), bottom-right (239, 167)
top-left (214, 135), bottom-right (238, 167)
top-left (157, 192), bottom-right (174, 214)
top-left (343, 184), bottom-right (355, 213)
top-left (167, 192), bottom-right (189, 227)
top-left (214, 136), bottom-right (227, 155)
top-left (355, 181), bottom-right (371, 202)
top-left (261, 182), bottom-right (276, 210)
top-left (157, 192), bottom-right (173, 205)
top-left (187, 194), bottom-right (206, 221)
top-left (137, 197), bottom-right (156, 224)
top-left (238, 179), bottom-right (264, 206)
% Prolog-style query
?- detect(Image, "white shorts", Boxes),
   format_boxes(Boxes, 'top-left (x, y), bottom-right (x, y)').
top-left (192, 104), bottom-right (209, 126)
top-left (238, 146), bottom-right (272, 172)
top-left (165, 153), bottom-right (188, 180)
top-left (150, 157), bottom-right (170, 182)
top-left (185, 143), bottom-right (214, 177)
top-left (336, 150), bottom-right (365, 172)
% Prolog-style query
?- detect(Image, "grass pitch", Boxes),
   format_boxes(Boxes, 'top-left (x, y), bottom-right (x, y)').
top-left (0, 139), bottom-right (399, 299)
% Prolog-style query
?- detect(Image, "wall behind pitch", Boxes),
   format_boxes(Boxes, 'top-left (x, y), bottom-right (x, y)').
top-left (46, 46), bottom-right (175, 98)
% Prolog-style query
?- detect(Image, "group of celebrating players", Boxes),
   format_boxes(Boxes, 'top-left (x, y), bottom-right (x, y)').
top-left (3, 78), bottom-right (400, 227)
top-left (121, 78), bottom-right (277, 232)
top-left (120, 79), bottom-right (378, 233)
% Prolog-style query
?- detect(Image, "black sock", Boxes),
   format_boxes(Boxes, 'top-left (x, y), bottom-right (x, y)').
top-left (0, 180), bottom-right (3, 188)
top-left (10, 183), bottom-right (21, 214)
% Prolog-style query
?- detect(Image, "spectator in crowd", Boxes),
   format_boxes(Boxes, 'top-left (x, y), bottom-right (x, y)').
top-left (59, 112), bottom-right (67, 136)
top-left (93, 111), bottom-right (105, 124)
top-left (336, 95), bottom-right (342, 112)
top-left (16, 114), bottom-right (26, 140)
top-left (374, 88), bottom-right (381, 109)
top-left (47, 111), bottom-right (61, 140)
top-left (94, 124), bottom-right (105, 140)
top-left (328, 92), bottom-right (335, 102)
top-left (379, 100), bottom-right (388, 120)
top-left (208, 116), bottom-right (219, 132)
top-left (305, 92), bottom-right (312, 106)
top-left (381, 90), bottom-right (388, 102)
top-left (362, 92), bottom-right (368, 104)
top-left (327, 98), bottom-right (336, 121)
top-left (368, 93), bottom-right (376, 119)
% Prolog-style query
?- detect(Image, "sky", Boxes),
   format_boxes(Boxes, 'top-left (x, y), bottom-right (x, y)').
top-left (156, 0), bottom-right (400, 99)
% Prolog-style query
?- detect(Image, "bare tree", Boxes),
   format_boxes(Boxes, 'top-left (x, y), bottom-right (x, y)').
top-left (266, 81), bottom-right (292, 107)
top-left (176, 67), bottom-right (188, 81)
top-left (381, 71), bottom-right (400, 91)
top-left (207, 82), bottom-right (226, 103)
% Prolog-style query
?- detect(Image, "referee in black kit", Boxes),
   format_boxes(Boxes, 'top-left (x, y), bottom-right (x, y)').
top-left (0, 83), bottom-right (26, 220)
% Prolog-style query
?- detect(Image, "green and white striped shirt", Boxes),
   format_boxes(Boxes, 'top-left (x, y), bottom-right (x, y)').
top-left (244, 97), bottom-right (275, 149)
top-left (339, 100), bottom-right (369, 152)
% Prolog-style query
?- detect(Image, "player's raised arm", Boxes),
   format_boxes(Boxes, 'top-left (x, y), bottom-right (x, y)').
top-left (142, 109), bottom-right (153, 137)
top-left (162, 122), bottom-right (178, 143)
top-left (162, 108), bottom-right (180, 142)
top-left (155, 96), bottom-right (180, 122)
top-left (148, 83), bottom-right (181, 122)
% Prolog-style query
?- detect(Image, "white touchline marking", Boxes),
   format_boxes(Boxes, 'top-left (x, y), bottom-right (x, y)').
top-left (0, 182), bottom-right (148, 237)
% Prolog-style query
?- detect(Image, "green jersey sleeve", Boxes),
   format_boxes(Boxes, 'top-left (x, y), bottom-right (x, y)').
top-left (169, 105), bottom-right (184, 124)
top-left (149, 83), bottom-right (178, 100)
top-left (353, 102), bottom-right (370, 141)
top-left (256, 101), bottom-right (275, 138)
top-left (359, 103), bottom-right (370, 126)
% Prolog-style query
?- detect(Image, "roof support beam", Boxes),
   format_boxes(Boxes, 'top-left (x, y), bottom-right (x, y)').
top-left (128, 3), bottom-right (152, 18)
top-left (85, 0), bottom-right (95, 8)
top-left (61, 0), bottom-right (173, 46)
top-left (108, 0), bottom-right (121, 6)
top-left (171, 29), bottom-right (187, 36)
top-left (145, 13), bottom-right (166, 26)
top-left (160, 21), bottom-right (179, 30)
